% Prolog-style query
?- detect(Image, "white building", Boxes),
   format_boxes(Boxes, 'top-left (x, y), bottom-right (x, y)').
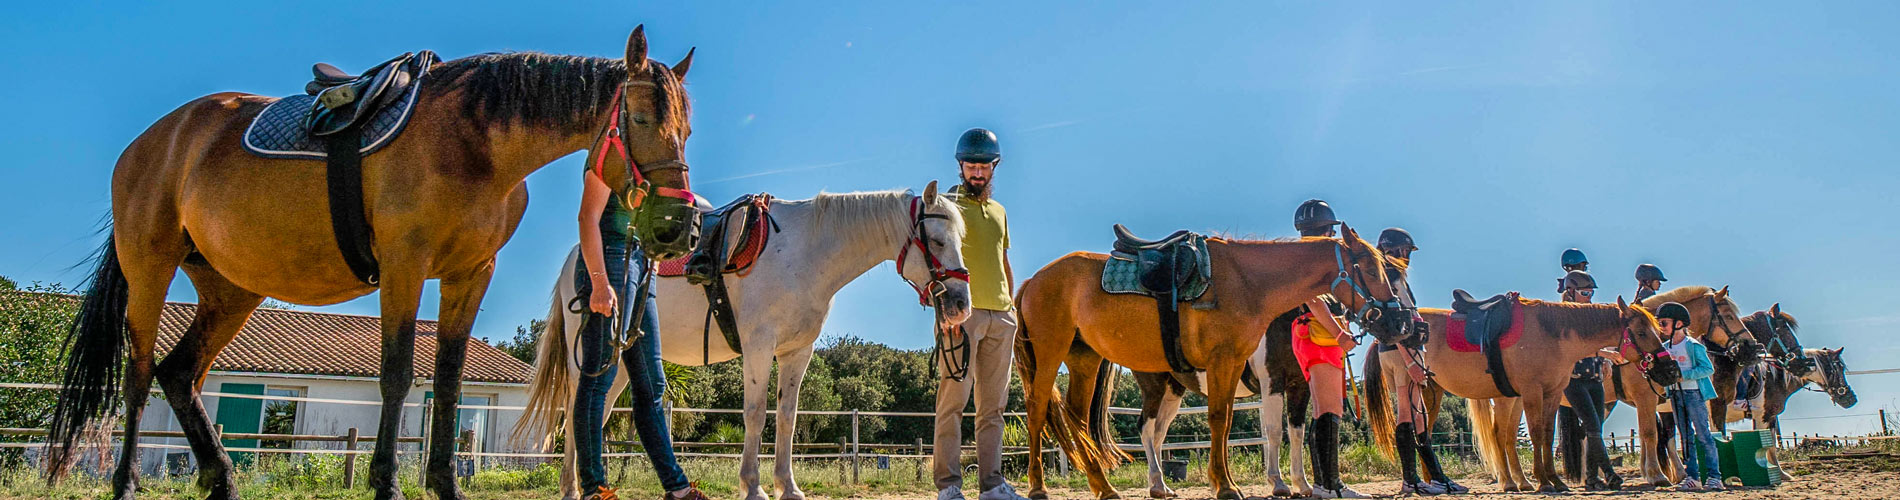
top-left (134, 302), bottom-right (538, 475)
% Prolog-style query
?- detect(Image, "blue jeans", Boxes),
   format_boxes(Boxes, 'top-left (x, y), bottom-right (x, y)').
top-left (573, 242), bottom-right (688, 492)
top-left (1669, 388), bottom-right (1719, 482)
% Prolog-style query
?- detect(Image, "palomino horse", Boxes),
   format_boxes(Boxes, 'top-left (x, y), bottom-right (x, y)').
top-left (48, 28), bottom-right (699, 500)
top-left (1015, 225), bottom-right (1408, 499)
top-left (1115, 312), bottom-right (1312, 498)
top-left (1403, 297), bottom-right (1677, 493)
top-left (1722, 347), bottom-right (1856, 481)
top-left (516, 186), bottom-right (973, 500)
top-left (1600, 285), bottom-right (1755, 486)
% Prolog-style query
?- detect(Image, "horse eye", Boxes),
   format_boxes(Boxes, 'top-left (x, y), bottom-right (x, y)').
top-left (631, 113), bottom-right (652, 126)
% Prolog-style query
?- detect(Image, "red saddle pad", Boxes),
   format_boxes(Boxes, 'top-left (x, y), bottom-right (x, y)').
top-left (1444, 302), bottom-right (1526, 353)
top-left (654, 200), bottom-right (774, 278)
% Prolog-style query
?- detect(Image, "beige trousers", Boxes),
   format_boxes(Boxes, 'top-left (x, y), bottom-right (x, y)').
top-left (932, 307), bottom-right (1018, 491)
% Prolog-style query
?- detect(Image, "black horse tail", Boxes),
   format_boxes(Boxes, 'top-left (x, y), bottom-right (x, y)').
top-left (1089, 361), bottom-right (1120, 454)
top-left (45, 235), bottom-right (130, 479)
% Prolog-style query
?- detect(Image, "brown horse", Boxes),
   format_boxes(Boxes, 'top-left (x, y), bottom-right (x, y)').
top-left (46, 28), bottom-right (699, 500)
top-left (1391, 297), bottom-right (1676, 493)
top-left (1711, 304), bottom-right (1805, 429)
top-left (1014, 225), bottom-right (1408, 500)
top-left (1601, 285), bottom-right (1754, 486)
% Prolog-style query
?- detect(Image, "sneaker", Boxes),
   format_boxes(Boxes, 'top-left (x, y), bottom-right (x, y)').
top-left (1435, 479), bottom-right (1469, 494)
top-left (938, 486), bottom-right (966, 500)
top-left (666, 483), bottom-right (713, 500)
top-left (977, 483), bottom-right (1030, 500)
top-left (1315, 485), bottom-right (1369, 499)
top-left (1676, 478), bottom-right (1702, 492)
top-left (1704, 477), bottom-right (1726, 491)
top-left (1400, 481), bottom-right (1447, 495)
top-left (583, 486), bottom-right (619, 500)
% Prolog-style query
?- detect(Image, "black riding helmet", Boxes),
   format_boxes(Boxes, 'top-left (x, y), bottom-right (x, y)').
top-left (1294, 199), bottom-right (1341, 236)
top-left (1562, 270), bottom-right (1597, 291)
top-left (1377, 227), bottom-right (1417, 252)
top-left (1635, 263), bottom-right (1668, 282)
top-left (1656, 301), bottom-right (1691, 325)
top-left (954, 128), bottom-right (1001, 163)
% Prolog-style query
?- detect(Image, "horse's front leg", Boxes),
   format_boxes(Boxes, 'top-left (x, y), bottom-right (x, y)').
top-left (424, 265), bottom-right (496, 500)
top-left (370, 272), bottom-right (427, 500)
top-left (1204, 360), bottom-right (1245, 500)
top-left (772, 346), bottom-right (816, 500)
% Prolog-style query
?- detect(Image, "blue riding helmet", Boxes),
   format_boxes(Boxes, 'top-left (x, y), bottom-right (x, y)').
top-left (1560, 248), bottom-right (1588, 269)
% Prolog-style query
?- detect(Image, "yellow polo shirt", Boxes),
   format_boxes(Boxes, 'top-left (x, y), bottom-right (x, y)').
top-left (952, 189), bottom-right (1012, 311)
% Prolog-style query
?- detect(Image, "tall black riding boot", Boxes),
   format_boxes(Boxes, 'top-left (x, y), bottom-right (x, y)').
top-left (1414, 428), bottom-right (1467, 493)
top-left (1396, 422), bottom-right (1443, 495)
top-left (1312, 413), bottom-right (1364, 498)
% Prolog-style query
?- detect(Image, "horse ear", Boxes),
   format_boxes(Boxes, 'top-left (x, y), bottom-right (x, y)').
top-left (672, 47), bottom-right (695, 79)
top-left (923, 180), bottom-right (939, 203)
top-left (1616, 296), bottom-right (1629, 318)
top-left (1339, 223), bottom-right (1358, 242)
top-left (626, 25), bottom-right (651, 74)
top-left (1771, 302), bottom-right (1782, 316)
top-left (1718, 285), bottom-right (1730, 297)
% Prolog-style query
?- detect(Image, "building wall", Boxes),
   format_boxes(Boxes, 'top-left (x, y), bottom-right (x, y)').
top-left (134, 372), bottom-right (533, 476)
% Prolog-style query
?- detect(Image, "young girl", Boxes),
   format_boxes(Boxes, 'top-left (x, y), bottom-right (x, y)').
top-left (1657, 302), bottom-right (1723, 492)
top-left (1374, 228), bottom-right (1465, 495)
top-left (1289, 199), bottom-right (1365, 498)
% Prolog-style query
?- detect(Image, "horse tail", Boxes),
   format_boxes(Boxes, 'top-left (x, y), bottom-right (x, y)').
top-left (1364, 345), bottom-right (1398, 460)
top-left (1088, 361), bottom-right (1130, 461)
top-left (1013, 320), bottom-right (1128, 474)
top-left (45, 235), bottom-right (130, 479)
top-left (1468, 397), bottom-right (1504, 475)
top-left (512, 284), bottom-right (573, 451)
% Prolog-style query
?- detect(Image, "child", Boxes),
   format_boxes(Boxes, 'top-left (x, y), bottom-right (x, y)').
top-left (1634, 263), bottom-right (1667, 302)
top-left (1657, 302), bottom-right (1723, 491)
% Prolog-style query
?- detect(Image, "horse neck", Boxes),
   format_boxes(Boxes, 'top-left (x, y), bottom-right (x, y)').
top-left (411, 92), bottom-right (608, 194)
top-left (1213, 239), bottom-right (1347, 314)
top-left (1537, 303), bottom-right (1647, 353)
top-left (775, 193), bottom-right (913, 294)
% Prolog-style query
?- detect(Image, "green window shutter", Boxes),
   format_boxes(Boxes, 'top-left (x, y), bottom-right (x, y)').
top-left (213, 383), bottom-right (265, 465)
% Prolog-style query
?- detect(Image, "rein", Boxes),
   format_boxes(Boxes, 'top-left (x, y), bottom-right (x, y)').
top-left (894, 196), bottom-right (974, 381)
top-left (566, 249), bottom-right (655, 378)
top-left (1620, 327), bottom-right (1674, 399)
top-left (1328, 243), bottom-right (1406, 341)
top-left (593, 84), bottom-right (696, 207)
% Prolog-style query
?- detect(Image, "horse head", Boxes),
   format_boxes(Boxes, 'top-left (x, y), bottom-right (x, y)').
top-left (1708, 286), bottom-right (1764, 364)
top-left (1756, 303), bottom-right (1815, 376)
top-left (900, 181), bottom-right (973, 329)
top-left (1804, 347), bottom-right (1857, 409)
top-left (1620, 296), bottom-right (1682, 386)
top-left (1332, 223), bottom-right (1412, 345)
top-left (590, 25), bottom-right (701, 260)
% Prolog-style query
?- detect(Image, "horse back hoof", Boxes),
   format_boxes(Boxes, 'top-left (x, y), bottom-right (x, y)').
top-left (1214, 489), bottom-right (1244, 500)
top-left (1537, 484), bottom-right (1568, 494)
top-left (1148, 488), bottom-right (1177, 498)
top-left (1270, 485), bottom-right (1290, 497)
top-left (1028, 491), bottom-right (1048, 500)
top-left (373, 487), bottom-right (406, 500)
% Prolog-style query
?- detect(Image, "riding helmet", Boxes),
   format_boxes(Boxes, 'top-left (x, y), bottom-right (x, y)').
top-left (1656, 302), bottom-right (1691, 324)
top-left (1562, 270), bottom-right (1597, 291)
top-left (1294, 199), bottom-right (1341, 234)
top-left (1377, 227), bottom-right (1417, 252)
top-left (1635, 263), bottom-right (1668, 282)
top-left (1560, 248), bottom-right (1588, 269)
top-left (954, 128), bottom-right (1001, 163)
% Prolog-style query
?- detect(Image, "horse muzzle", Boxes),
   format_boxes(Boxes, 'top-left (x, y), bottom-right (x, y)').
top-left (1646, 357), bottom-right (1683, 387)
top-left (1730, 339), bottom-right (1765, 365)
top-left (634, 197), bottom-right (701, 261)
top-left (1834, 390), bottom-right (1858, 408)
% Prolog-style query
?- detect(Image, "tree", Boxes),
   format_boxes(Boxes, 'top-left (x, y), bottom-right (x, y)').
top-left (0, 283), bottom-right (80, 459)
top-left (0, 275), bottom-right (16, 290)
top-left (493, 319), bottom-right (546, 364)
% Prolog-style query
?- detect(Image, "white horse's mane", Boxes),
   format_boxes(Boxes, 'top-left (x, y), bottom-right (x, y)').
top-left (794, 189), bottom-right (964, 257)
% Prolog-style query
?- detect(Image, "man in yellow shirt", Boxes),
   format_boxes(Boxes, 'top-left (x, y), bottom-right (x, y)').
top-left (934, 128), bottom-right (1028, 500)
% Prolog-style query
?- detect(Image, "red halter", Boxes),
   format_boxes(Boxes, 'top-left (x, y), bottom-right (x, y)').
top-left (898, 196), bottom-right (971, 306)
top-left (593, 86), bottom-right (696, 205)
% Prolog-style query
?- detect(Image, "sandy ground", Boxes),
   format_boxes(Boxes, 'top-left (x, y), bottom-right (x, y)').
top-left (852, 460), bottom-right (1899, 500)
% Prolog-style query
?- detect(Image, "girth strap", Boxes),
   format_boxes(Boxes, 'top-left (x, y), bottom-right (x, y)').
top-left (700, 273), bottom-right (742, 365)
top-left (1158, 297), bottom-right (1194, 374)
top-left (325, 128), bottom-right (379, 286)
top-left (1483, 332), bottom-right (1517, 397)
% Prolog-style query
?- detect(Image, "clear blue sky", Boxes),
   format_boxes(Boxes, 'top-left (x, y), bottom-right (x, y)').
top-left (3, 2), bottom-right (1896, 435)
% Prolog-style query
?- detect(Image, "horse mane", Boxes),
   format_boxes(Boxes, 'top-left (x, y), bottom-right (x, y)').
top-left (1641, 285), bottom-right (1713, 308)
top-left (427, 52), bottom-right (690, 137)
top-left (801, 190), bottom-right (961, 256)
top-left (1523, 298), bottom-right (1640, 338)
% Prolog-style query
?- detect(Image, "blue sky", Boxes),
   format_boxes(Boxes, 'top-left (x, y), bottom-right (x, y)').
top-left (3, 2), bottom-right (1896, 435)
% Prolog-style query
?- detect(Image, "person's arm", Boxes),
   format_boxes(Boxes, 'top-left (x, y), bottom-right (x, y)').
top-left (579, 172), bottom-right (616, 315)
top-left (1305, 297), bottom-right (1356, 351)
top-left (1684, 341), bottom-right (1717, 382)
top-left (1002, 211), bottom-right (1015, 307)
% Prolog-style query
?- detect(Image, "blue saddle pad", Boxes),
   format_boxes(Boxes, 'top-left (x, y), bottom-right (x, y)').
top-left (1101, 235), bottom-right (1211, 301)
top-left (240, 83), bottom-right (422, 160)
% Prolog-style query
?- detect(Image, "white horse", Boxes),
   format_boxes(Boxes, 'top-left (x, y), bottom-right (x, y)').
top-left (516, 184), bottom-right (973, 500)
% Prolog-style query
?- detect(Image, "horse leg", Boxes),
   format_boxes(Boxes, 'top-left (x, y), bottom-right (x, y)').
top-left (153, 264), bottom-right (262, 500)
top-left (368, 271), bottom-right (427, 500)
top-left (423, 265), bottom-right (495, 500)
top-left (1258, 391), bottom-right (1289, 497)
top-left (1137, 376), bottom-right (1183, 498)
top-left (107, 249), bottom-right (186, 500)
top-left (1524, 390), bottom-right (1567, 492)
top-left (1491, 398), bottom-right (1530, 491)
top-left (734, 337), bottom-right (774, 500)
top-left (1203, 360), bottom-right (1244, 500)
top-left (772, 346), bottom-right (816, 500)
top-left (1018, 325), bottom-right (1073, 499)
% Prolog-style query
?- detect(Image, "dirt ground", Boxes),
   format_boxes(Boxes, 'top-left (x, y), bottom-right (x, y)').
top-left (854, 459), bottom-right (1900, 500)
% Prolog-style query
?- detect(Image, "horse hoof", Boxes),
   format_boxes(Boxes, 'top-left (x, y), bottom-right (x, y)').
top-left (1270, 485), bottom-right (1290, 497)
top-left (1149, 487), bottom-right (1177, 498)
top-left (1538, 483), bottom-right (1569, 494)
top-left (1214, 489), bottom-right (1244, 500)
top-left (1029, 490), bottom-right (1049, 500)
top-left (779, 489), bottom-right (807, 500)
top-left (373, 485), bottom-right (406, 500)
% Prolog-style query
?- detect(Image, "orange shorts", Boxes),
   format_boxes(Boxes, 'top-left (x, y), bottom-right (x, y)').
top-left (1292, 322), bottom-right (1346, 380)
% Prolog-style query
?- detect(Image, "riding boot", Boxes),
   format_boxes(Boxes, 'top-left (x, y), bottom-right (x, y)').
top-left (1395, 423), bottom-right (1444, 495)
top-left (1587, 437), bottom-right (1619, 490)
top-left (1414, 428), bottom-right (1466, 493)
top-left (1311, 414), bottom-right (1366, 499)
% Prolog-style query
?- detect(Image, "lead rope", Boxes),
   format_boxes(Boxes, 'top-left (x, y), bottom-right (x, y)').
top-left (571, 244), bottom-right (651, 378)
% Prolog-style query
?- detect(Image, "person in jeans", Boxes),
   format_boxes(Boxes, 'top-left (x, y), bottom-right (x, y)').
top-left (934, 128), bottom-right (1030, 500)
top-left (1657, 301), bottom-right (1724, 492)
top-left (575, 161), bottom-right (710, 500)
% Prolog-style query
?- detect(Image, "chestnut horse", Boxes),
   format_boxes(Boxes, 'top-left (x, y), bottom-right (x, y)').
top-left (1601, 285), bottom-right (1755, 486)
top-left (47, 28), bottom-right (699, 500)
top-left (1014, 225), bottom-right (1408, 500)
top-left (1394, 297), bottom-right (1676, 493)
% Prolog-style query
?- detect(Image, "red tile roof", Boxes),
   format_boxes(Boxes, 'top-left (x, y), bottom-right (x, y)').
top-left (6, 292), bottom-right (531, 384)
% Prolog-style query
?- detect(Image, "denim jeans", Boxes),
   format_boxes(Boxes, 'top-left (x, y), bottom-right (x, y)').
top-left (573, 241), bottom-right (689, 492)
top-left (1669, 388), bottom-right (1719, 482)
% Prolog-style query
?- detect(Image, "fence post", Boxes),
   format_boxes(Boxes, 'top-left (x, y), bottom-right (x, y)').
top-left (839, 439), bottom-right (849, 483)
top-left (459, 429), bottom-right (475, 488)
top-left (1882, 409), bottom-right (1891, 435)
top-left (850, 409), bottom-right (861, 485)
top-left (344, 427), bottom-right (360, 488)
top-left (419, 398), bottom-right (433, 488)
top-left (916, 438), bottom-right (925, 482)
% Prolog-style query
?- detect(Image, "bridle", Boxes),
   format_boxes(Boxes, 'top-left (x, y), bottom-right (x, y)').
top-left (1328, 243), bottom-right (1407, 339)
top-left (1706, 296), bottom-right (1754, 358)
top-left (1620, 325), bottom-right (1678, 398)
top-left (896, 196), bottom-right (975, 381)
top-left (1760, 313), bottom-right (1814, 375)
top-left (592, 83), bottom-right (696, 207)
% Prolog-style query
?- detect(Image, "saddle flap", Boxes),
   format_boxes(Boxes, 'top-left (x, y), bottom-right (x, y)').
top-left (1100, 230), bottom-right (1212, 302)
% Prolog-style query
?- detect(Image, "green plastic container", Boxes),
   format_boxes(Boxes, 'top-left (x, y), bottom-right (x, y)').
top-left (1717, 429), bottom-right (1782, 487)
